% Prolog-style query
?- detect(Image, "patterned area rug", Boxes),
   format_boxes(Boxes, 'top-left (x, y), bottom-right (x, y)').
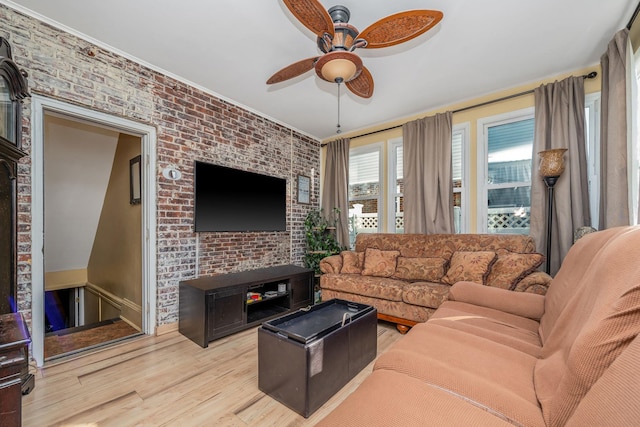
top-left (44, 319), bottom-right (141, 360)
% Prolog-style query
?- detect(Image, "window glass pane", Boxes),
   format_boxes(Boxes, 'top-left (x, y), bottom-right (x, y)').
top-left (0, 78), bottom-right (15, 143)
top-left (486, 118), bottom-right (533, 234)
top-left (349, 150), bottom-right (379, 187)
top-left (393, 144), bottom-right (403, 233)
top-left (395, 145), bottom-right (403, 180)
top-left (487, 187), bottom-right (531, 234)
top-left (394, 195), bottom-right (404, 233)
top-left (452, 129), bottom-right (464, 233)
top-left (452, 132), bottom-right (462, 182)
top-left (487, 119), bottom-right (533, 183)
top-left (349, 147), bottom-right (381, 247)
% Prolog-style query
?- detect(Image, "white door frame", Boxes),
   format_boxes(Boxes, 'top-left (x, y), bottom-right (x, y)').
top-left (30, 95), bottom-right (157, 366)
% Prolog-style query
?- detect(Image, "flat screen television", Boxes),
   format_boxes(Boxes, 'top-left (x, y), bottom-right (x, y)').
top-left (194, 161), bottom-right (287, 232)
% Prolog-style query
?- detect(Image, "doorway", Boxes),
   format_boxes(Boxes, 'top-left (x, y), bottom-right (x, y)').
top-left (31, 95), bottom-right (157, 366)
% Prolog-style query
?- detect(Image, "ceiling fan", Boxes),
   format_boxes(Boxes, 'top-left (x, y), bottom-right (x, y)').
top-left (266, 0), bottom-right (443, 98)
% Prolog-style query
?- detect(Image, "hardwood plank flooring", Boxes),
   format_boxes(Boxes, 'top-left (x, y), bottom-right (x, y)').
top-left (23, 321), bottom-right (402, 426)
top-left (44, 319), bottom-right (141, 359)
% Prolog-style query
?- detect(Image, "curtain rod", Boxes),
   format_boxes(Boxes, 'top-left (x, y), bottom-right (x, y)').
top-left (322, 71), bottom-right (598, 146)
top-left (628, 1), bottom-right (640, 29)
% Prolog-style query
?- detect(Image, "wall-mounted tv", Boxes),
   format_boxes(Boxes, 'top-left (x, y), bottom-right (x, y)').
top-left (194, 161), bottom-right (287, 232)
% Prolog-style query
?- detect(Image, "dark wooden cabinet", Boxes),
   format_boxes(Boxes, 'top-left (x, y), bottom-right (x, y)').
top-left (207, 287), bottom-right (245, 340)
top-left (0, 143), bottom-right (22, 315)
top-left (0, 37), bottom-right (29, 316)
top-left (179, 265), bottom-right (313, 348)
top-left (0, 312), bottom-right (33, 426)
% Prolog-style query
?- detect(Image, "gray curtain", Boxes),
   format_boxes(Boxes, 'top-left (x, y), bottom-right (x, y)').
top-left (600, 28), bottom-right (630, 229)
top-left (322, 138), bottom-right (350, 247)
top-left (402, 112), bottom-right (454, 234)
top-left (530, 76), bottom-right (590, 276)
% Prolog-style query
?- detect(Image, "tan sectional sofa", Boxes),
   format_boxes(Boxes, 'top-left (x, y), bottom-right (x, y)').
top-left (317, 225), bottom-right (640, 426)
top-left (320, 233), bottom-right (551, 332)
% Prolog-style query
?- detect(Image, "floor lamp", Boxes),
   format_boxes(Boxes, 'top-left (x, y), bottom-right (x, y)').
top-left (538, 148), bottom-right (567, 275)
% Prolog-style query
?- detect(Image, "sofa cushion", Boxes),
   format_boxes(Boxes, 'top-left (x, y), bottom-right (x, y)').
top-left (321, 288), bottom-right (436, 323)
top-left (429, 300), bottom-right (542, 356)
top-left (564, 333), bottom-right (640, 427)
top-left (535, 226), bottom-right (640, 427)
top-left (340, 251), bottom-right (365, 274)
top-left (402, 282), bottom-right (449, 309)
top-left (315, 369), bottom-right (522, 427)
top-left (355, 233), bottom-right (537, 259)
top-left (485, 249), bottom-right (545, 290)
top-left (320, 273), bottom-right (405, 302)
top-left (448, 281), bottom-right (545, 320)
top-left (538, 227), bottom-right (631, 343)
top-left (441, 251), bottom-right (496, 285)
top-left (362, 248), bottom-right (400, 277)
top-left (392, 257), bottom-right (447, 282)
top-left (374, 323), bottom-right (544, 427)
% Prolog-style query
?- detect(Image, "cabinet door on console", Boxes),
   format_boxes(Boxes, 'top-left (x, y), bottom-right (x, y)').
top-left (290, 274), bottom-right (312, 309)
top-left (208, 287), bottom-right (245, 340)
top-left (0, 160), bottom-right (16, 314)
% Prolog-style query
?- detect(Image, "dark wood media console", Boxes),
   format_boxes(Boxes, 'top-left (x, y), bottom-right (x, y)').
top-left (179, 265), bottom-right (314, 348)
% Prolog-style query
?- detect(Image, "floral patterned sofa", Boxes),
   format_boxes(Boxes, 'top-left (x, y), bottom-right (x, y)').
top-left (320, 233), bottom-right (551, 332)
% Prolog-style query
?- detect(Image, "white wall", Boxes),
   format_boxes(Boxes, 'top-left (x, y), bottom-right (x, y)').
top-left (44, 114), bottom-right (119, 273)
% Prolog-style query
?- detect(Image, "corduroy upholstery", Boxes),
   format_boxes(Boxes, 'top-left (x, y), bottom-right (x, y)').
top-left (317, 226), bottom-right (640, 427)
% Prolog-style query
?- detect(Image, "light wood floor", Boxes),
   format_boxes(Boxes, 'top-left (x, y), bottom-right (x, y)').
top-left (23, 321), bottom-right (403, 426)
top-left (44, 319), bottom-right (141, 359)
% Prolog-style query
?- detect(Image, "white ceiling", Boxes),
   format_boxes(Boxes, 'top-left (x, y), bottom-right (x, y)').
top-left (3, 0), bottom-right (637, 140)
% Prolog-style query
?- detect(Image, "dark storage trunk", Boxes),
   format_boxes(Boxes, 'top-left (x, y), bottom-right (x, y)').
top-left (258, 299), bottom-right (377, 417)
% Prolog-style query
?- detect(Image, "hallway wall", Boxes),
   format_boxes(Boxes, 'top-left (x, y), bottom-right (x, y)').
top-left (43, 115), bottom-right (118, 275)
top-left (87, 134), bottom-right (142, 328)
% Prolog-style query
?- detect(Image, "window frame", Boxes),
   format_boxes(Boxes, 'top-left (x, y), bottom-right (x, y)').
top-left (476, 107), bottom-right (535, 233)
top-left (387, 137), bottom-right (403, 233)
top-left (452, 122), bottom-right (470, 233)
top-left (349, 142), bottom-right (384, 234)
top-left (585, 92), bottom-right (601, 228)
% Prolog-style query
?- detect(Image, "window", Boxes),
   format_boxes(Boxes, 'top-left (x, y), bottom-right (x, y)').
top-left (478, 109), bottom-right (534, 234)
top-left (452, 123), bottom-right (469, 233)
top-left (349, 143), bottom-right (383, 247)
top-left (632, 50), bottom-right (640, 225)
top-left (585, 93), bottom-right (601, 228)
top-left (387, 138), bottom-right (403, 233)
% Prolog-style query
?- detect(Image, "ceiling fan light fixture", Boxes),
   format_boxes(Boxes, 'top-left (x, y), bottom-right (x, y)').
top-left (273, 0), bottom-right (442, 104)
top-left (315, 51), bottom-right (362, 83)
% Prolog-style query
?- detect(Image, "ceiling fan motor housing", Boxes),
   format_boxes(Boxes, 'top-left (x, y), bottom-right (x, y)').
top-left (317, 23), bottom-right (359, 53)
top-left (328, 5), bottom-right (350, 23)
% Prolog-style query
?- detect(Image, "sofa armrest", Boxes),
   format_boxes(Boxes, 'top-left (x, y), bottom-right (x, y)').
top-left (512, 271), bottom-right (553, 294)
top-left (320, 254), bottom-right (343, 274)
top-left (448, 281), bottom-right (545, 320)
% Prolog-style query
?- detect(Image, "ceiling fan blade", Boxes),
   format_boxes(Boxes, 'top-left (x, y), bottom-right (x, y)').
top-left (358, 10), bottom-right (443, 49)
top-left (346, 66), bottom-right (374, 98)
top-left (267, 57), bottom-right (318, 84)
top-left (283, 0), bottom-right (335, 39)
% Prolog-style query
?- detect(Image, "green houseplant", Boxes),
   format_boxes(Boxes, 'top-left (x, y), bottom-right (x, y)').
top-left (304, 208), bottom-right (343, 302)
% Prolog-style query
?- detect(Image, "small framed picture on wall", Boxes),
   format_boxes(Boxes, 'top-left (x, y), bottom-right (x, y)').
top-left (297, 174), bottom-right (310, 204)
top-left (130, 155), bottom-right (142, 205)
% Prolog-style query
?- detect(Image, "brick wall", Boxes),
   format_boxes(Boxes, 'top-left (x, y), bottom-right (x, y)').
top-left (1, 4), bottom-right (321, 326)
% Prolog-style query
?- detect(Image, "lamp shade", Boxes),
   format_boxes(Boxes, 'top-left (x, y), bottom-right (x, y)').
top-left (315, 51), bottom-right (362, 83)
top-left (538, 148), bottom-right (567, 178)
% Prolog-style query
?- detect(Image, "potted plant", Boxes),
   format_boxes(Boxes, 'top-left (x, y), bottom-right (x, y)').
top-left (304, 208), bottom-right (343, 302)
